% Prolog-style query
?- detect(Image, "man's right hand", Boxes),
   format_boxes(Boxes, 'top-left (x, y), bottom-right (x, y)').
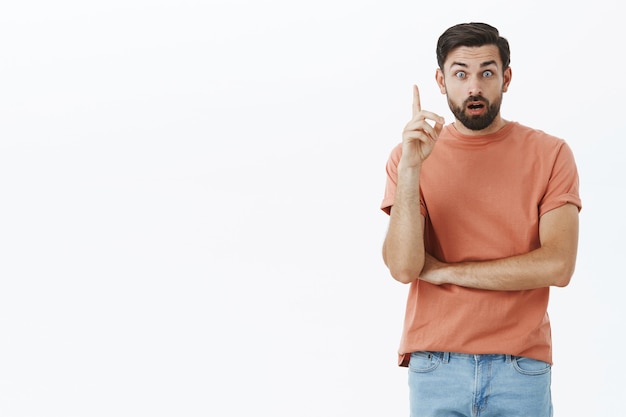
top-left (400, 84), bottom-right (445, 168)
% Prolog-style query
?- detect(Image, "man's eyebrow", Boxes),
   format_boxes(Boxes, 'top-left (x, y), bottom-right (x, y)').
top-left (449, 60), bottom-right (498, 68)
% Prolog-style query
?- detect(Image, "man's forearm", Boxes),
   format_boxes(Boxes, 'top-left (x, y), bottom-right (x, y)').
top-left (420, 204), bottom-right (580, 291)
top-left (421, 248), bottom-right (574, 291)
top-left (382, 167), bottom-right (425, 284)
top-left (383, 85), bottom-right (445, 284)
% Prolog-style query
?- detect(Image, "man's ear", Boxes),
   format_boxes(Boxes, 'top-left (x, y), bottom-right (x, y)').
top-left (435, 68), bottom-right (446, 94)
top-left (502, 67), bottom-right (512, 92)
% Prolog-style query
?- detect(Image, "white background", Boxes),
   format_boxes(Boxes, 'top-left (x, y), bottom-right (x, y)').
top-left (0, 1), bottom-right (623, 416)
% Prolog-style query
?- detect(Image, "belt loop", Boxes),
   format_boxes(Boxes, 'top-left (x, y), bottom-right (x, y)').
top-left (505, 354), bottom-right (512, 363)
top-left (442, 352), bottom-right (450, 364)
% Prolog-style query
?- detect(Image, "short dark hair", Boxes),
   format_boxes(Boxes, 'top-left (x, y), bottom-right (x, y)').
top-left (436, 22), bottom-right (511, 70)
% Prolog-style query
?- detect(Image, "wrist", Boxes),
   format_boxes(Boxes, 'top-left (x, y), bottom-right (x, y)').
top-left (397, 161), bottom-right (422, 183)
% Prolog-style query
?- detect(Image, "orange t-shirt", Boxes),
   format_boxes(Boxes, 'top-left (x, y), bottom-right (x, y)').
top-left (381, 122), bottom-right (581, 366)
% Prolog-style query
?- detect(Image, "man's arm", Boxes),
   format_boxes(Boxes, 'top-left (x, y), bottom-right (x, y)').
top-left (382, 177), bottom-right (427, 284)
top-left (382, 85), bottom-right (444, 284)
top-left (419, 203), bottom-right (580, 290)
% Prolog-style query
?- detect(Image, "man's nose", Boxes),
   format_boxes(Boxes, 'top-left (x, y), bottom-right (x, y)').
top-left (468, 76), bottom-right (482, 97)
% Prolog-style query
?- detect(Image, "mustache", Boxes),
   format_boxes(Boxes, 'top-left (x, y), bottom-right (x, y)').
top-left (465, 96), bottom-right (488, 105)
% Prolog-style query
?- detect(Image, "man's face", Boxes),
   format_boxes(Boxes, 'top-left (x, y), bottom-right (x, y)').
top-left (436, 45), bottom-right (511, 134)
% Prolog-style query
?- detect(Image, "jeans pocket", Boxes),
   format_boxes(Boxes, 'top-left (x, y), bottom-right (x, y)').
top-left (409, 351), bottom-right (441, 373)
top-left (512, 356), bottom-right (551, 376)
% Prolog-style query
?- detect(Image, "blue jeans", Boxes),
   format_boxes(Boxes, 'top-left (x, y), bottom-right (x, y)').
top-left (408, 351), bottom-right (553, 417)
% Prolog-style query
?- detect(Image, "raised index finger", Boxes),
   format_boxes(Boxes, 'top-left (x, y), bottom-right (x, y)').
top-left (412, 84), bottom-right (421, 118)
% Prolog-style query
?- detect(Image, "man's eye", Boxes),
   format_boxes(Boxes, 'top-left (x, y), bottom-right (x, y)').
top-left (455, 71), bottom-right (466, 79)
top-left (483, 70), bottom-right (493, 77)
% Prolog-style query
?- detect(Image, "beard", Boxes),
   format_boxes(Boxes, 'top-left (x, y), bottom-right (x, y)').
top-left (448, 94), bottom-right (502, 131)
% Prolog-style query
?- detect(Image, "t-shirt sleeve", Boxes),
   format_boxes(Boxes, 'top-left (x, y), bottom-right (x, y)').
top-left (539, 141), bottom-right (582, 216)
top-left (380, 145), bottom-right (400, 215)
top-left (380, 144), bottom-right (428, 217)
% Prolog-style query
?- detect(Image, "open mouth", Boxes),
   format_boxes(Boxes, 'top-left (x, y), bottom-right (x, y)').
top-left (466, 99), bottom-right (487, 115)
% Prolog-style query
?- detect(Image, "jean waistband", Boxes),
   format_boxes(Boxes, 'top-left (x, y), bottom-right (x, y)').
top-left (430, 352), bottom-right (513, 364)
